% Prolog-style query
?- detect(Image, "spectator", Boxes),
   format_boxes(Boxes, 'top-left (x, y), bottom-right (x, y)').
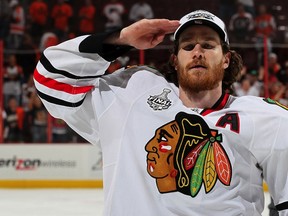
top-left (129, 1), bottom-right (154, 23)
top-left (257, 53), bottom-right (281, 97)
top-left (102, 0), bottom-right (126, 32)
top-left (229, 3), bottom-right (254, 43)
top-left (3, 96), bottom-right (24, 143)
top-left (51, 0), bottom-right (73, 42)
top-left (51, 117), bottom-right (71, 143)
top-left (278, 86), bottom-right (288, 107)
top-left (77, 0), bottom-right (96, 35)
top-left (234, 68), bottom-right (263, 97)
top-left (28, 0), bottom-right (49, 45)
top-left (254, 4), bottom-right (277, 66)
top-left (219, 0), bottom-right (236, 25)
top-left (27, 91), bottom-right (48, 143)
top-left (277, 60), bottom-right (288, 85)
top-left (106, 56), bottom-right (129, 74)
top-left (6, 0), bottom-right (25, 50)
top-left (39, 31), bottom-right (59, 51)
top-left (237, 0), bottom-right (255, 17)
top-left (269, 81), bottom-right (285, 101)
top-left (106, 59), bottom-right (122, 74)
top-left (16, 33), bottom-right (39, 83)
top-left (3, 54), bottom-right (23, 106)
top-left (0, 0), bottom-right (12, 42)
top-left (267, 52), bottom-right (281, 82)
top-left (21, 71), bottom-right (36, 113)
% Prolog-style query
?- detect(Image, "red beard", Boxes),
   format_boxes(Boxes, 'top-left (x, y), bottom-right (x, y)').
top-left (178, 61), bottom-right (224, 93)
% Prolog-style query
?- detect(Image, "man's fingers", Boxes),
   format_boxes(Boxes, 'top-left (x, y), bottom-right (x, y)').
top-left (119, 19), bottom-right (180, 49)
top-left (151, 34), bottom-right (165, 47)
top-left (149, 19), bottom-right (180, 34)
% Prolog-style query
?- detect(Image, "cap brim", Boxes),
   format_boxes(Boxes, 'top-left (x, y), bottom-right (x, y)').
top-left (174, 19), bottom-right (226, 43)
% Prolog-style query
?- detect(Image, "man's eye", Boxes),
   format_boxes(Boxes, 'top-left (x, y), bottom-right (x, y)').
top-left (202, 43), bottom-right (214, 49)
top-left (182, 44), bottom-right (195, 51)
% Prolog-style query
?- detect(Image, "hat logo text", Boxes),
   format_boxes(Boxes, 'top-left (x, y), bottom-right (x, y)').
top-left (187, 12), bottom-right (214, 21)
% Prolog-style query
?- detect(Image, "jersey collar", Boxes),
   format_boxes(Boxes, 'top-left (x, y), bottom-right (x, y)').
top-left (200, 92), bottom-right (230, 116)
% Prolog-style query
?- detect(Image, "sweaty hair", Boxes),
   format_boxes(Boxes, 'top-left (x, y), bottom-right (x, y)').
top-left (160, 40), bottom-right (243, 93)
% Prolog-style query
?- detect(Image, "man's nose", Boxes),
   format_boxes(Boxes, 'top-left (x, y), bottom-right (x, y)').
top-left (192, 44), bottom-right (204, 59)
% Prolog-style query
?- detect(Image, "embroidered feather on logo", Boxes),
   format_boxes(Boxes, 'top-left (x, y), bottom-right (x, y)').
top-left (184, 130), bottom-right (231, 197)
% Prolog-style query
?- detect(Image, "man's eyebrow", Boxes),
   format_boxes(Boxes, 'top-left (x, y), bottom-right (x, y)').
top-left (179, 33), bottom-right (218, 43)
top-left (179, 34), bottom-right (194, 42)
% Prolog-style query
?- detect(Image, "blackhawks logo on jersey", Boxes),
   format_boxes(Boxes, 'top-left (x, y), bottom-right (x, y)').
top-left (145, 112), bottom-right (232, 197)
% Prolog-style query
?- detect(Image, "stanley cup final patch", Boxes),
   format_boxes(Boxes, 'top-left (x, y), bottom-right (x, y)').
top-left (147, 88), bottom-right (172, 111)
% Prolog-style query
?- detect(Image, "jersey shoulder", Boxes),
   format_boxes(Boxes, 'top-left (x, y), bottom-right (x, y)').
top-left (231, 95), bottom-right (288, 116)
top-left (101, 65), bottom-right (170, 93)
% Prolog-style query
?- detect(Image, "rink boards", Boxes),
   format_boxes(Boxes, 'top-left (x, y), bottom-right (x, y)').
top-left (0, 144), bottom-right (268, 191)
top-left (0, 144), bottom-right (103, 188)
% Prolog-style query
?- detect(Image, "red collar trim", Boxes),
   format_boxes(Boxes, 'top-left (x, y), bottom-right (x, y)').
top-left (200, 93), bottom-right (230, 116)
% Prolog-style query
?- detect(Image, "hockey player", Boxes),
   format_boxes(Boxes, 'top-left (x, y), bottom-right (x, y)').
top-left (33, 10), bottom-right (288, 215)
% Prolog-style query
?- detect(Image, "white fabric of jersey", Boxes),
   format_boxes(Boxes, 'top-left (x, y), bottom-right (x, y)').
top-left (34, 35), bottom-right (288, 216)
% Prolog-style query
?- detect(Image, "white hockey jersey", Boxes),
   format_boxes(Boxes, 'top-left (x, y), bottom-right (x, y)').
top-left (34, 35), bottom-right (288, 216)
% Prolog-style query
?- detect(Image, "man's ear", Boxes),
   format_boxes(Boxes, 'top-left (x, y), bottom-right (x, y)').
top-left (171, 54), bottom-right (178, 70)
top-left (223, 52), bottom-right (231, 69)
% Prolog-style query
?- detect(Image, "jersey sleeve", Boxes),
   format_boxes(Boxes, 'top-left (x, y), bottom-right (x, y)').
top-left (264, 113), bottom-right (288, 213)
top-left (33, 32), bottom-right (132, 144)
top-left (250, 98), bottom-right (288, 213)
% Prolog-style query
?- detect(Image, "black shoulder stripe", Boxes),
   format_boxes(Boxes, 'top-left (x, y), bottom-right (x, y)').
top-left (276, 201), bottom-right (288, 211)
top-left (37, 89), bottom-right (85, 108)
top-left (40, 54), bottom-right (102, 80)
top-left (79, 30), bottom-right (132, 62)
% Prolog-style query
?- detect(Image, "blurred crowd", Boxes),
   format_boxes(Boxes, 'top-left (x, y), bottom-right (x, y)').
top-left (1, 0), bottom-right (288, 143)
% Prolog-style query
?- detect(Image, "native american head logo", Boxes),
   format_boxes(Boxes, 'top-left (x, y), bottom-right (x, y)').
top-left (145, 112), bottom-right (232, 197)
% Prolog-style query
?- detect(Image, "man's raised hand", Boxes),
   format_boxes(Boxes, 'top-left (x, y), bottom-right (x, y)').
top-left (118, 19), bottom-right (180, 50)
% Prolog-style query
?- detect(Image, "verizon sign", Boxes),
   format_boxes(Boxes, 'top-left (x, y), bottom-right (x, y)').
top-left (0, 144), bottom-right (102, 180)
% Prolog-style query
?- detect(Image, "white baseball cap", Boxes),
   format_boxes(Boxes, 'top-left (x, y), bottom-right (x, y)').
top-left (174, 10), bottom-right (229, 44)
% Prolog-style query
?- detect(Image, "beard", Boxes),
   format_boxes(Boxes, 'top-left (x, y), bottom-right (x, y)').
top-left (177, 61), bottom-right (225, 93)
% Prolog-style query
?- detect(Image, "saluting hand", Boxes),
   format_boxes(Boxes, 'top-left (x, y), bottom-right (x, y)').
top-left (115, 19), bottom-right (180, 50)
